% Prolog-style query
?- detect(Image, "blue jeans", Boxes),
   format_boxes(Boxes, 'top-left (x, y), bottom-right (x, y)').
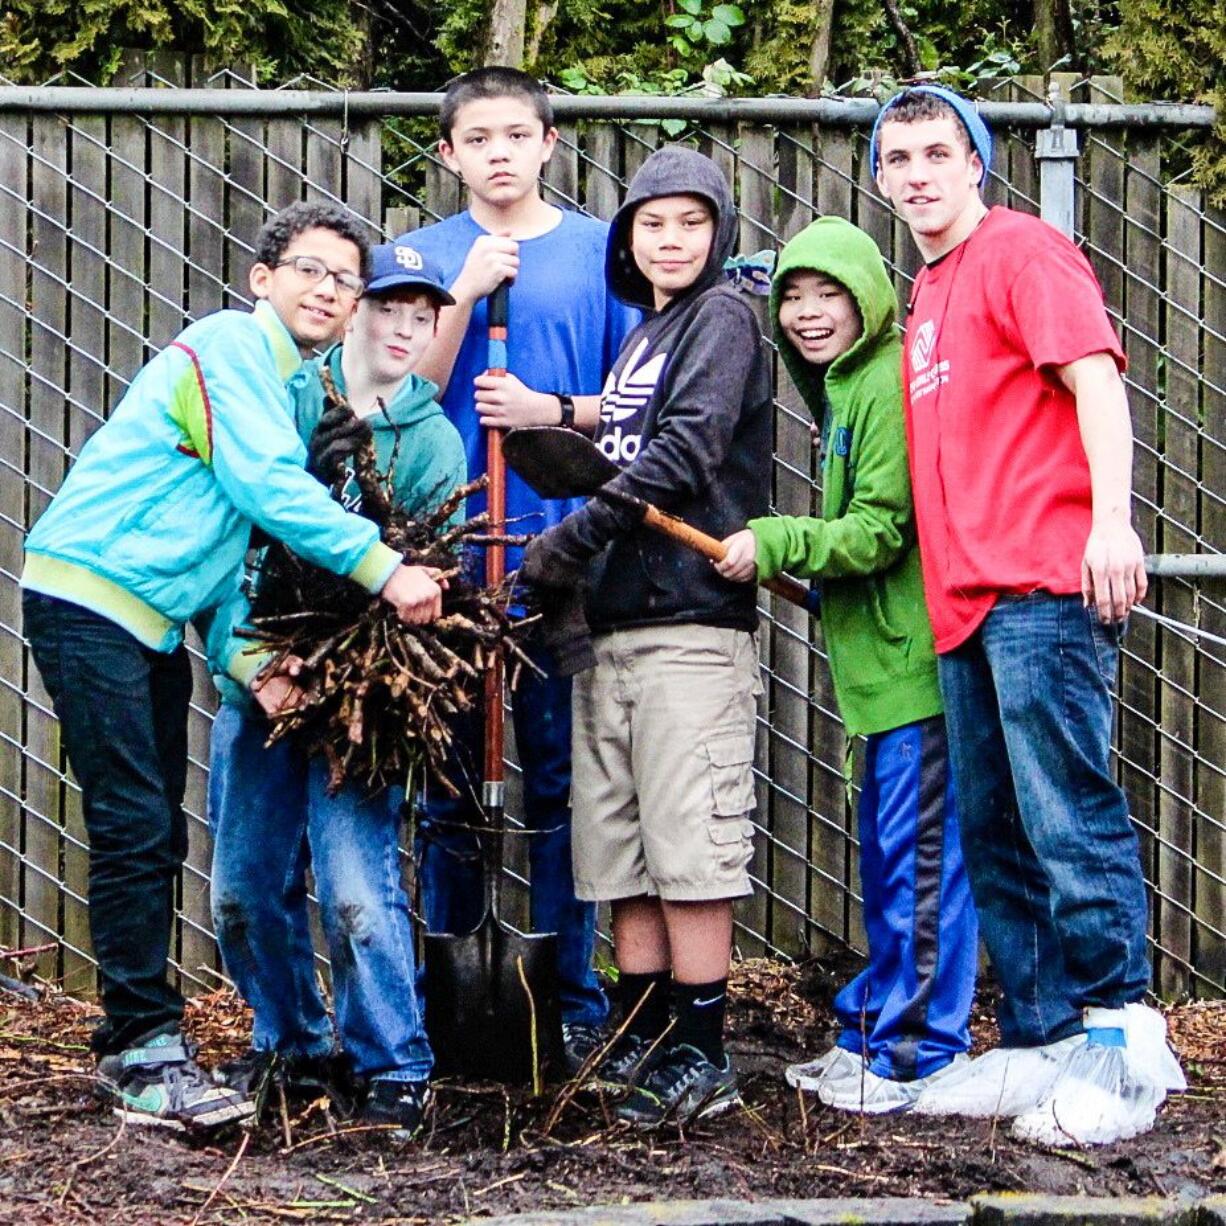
top-left (937, 593), bottom-right (1150, 1048)
top-left (209, 704), bottom-right (431, 1083)
top-left (417, 645), bottom-right (608, 1028)
top-left (22, 592), bottom-right (191, 1054)
top-left (833, 717), bottom-right (977, 1081)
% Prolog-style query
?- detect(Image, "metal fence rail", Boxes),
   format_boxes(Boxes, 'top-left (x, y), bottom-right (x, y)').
top-left (0, 58), bottom-right (1221, 1000)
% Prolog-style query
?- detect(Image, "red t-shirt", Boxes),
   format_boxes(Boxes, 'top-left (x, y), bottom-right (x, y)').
top-left (903, 207), bottom-right (1126, 653)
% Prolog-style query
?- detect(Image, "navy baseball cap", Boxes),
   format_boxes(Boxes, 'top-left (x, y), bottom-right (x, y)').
top-left (869, 85), bottom-right (993, 187)
top-left (365, 240), bottom-right (455, 304)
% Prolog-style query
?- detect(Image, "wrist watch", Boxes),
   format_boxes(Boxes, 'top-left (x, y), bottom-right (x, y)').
top-left (554, 392), bottom-right (576, 431)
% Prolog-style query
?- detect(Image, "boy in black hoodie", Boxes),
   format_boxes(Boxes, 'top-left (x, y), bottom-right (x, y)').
top-left (520, 146), bottom-right (771, 1127)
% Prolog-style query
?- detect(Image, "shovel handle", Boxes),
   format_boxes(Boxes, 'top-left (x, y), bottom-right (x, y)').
top-left (639, 504), bottom-right (818, 613)
top-left (484, 282), bottom-right (510, 812)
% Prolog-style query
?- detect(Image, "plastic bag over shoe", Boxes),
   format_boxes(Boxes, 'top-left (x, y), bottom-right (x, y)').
top-left (1010, 1004), bottom-right (1185, 1147)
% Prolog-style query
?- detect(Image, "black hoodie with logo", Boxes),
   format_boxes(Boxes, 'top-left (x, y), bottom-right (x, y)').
top-left (528, 145), bottom-right (772, 634)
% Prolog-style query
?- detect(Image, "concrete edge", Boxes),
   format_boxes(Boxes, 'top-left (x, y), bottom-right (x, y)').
top-left (468, 1193), bottom-right (1226, 1226)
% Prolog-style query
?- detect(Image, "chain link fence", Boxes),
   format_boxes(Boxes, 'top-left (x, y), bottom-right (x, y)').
top-left (0, 57), bottom-right (1221, 999)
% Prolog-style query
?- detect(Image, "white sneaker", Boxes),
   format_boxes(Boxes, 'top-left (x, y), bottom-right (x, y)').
top-left (1011, 1004), bottom-right (1185, 1148)
top-left (911, 1034), bottom-right (1086, 1118)
top-left (818, 1053), bottom-right (970, 1115)
top-left (784, 1046), bottom-right (864, 1092)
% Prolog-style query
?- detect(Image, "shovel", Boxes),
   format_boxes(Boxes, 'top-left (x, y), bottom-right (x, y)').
top-left (423, 284), bottom-right (564, 1087)
top-left (502, 425), bottom-right (821, 613)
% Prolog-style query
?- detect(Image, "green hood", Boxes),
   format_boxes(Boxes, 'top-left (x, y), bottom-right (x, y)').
top-left (770, 216), bottom-right (898, 412)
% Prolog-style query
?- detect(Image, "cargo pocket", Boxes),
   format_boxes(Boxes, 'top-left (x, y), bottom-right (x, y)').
top-left (705, 731), bottom-right (756, 817)
top-left (707, 815), bottom-right (756, 879)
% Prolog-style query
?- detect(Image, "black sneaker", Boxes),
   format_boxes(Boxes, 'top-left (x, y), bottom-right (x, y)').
top-left (214, 1049), bottom-right (357, 1117)
top-left (561, 1022), bottom-right (607, 1077)
top-left (615, 1043), bottom-right (739, 1128)
top-left (96, 1029), bottom-right (255, 1133)
top-left (360, 1079), bottom-right (432, 1140)
top-left (591, 1032), bottom-right (663, 1090)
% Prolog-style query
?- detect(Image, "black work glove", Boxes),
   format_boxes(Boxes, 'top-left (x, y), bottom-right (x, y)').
top-left (308, 403), bottom-right (372, 482)
top-left (537, 581), bottom-right (596, 677)
top-left (518, 526), bottom-right (590, 591)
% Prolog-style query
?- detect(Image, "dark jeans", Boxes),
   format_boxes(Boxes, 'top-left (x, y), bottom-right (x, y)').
top-left (22, 591), bottom-right (191, 1054)
top-left (417, 643), bottom-right (608, 1028)
top-left (937, 593), bottom-right (1150, 1048)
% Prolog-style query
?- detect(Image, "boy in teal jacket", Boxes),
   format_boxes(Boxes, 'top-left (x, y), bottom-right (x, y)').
top-left (208, 242), bottom-right (465, 1140)
top-left (21, 204), bottom-right (444, 1134)
top-left (717, 216), bottom-right (977, 1111)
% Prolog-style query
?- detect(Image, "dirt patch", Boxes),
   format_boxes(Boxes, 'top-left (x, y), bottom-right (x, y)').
top-left (0, 958), bottom-right (1221, 1224)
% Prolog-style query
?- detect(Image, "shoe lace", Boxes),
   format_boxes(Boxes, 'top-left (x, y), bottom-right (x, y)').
top-left (644, 1047), bottom-right (707, 1098)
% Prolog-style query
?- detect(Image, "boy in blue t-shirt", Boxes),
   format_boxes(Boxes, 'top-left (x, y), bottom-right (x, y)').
top-left (407, 68), bottom-right (638, 1066)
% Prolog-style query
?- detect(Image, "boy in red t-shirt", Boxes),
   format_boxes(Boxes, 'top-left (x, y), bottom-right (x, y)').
top-left (871, 85), bottom-right (1183, 1146)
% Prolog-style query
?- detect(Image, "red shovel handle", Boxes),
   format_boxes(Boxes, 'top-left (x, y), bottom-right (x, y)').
top-left (483, 282), bottom-right (510, 794)
top-left (639, 504), bottom-right (815, 611)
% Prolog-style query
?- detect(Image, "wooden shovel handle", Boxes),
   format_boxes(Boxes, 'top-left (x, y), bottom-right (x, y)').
top-left (639, 504), bottom-right (816, 612)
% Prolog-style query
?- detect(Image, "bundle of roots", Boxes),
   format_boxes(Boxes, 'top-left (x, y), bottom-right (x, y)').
top-left (243, 372), bottom-right (537, 797)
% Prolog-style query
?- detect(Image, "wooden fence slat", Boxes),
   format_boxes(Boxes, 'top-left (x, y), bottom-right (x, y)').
top-left (24, 114), bottom-right (70, 978)
top-left (776, 125), bottom-right (814, 242)
top-left (383, 206), bottom-right (417, 239)
top-left (344, 122), bottom-right (384, 236)
top-left (1195, 209), bottom-right (1225, 991)
top-left (265, 117), bottom-right (302, 213)
top-left (1157, 186), bottom-right (1202, 995)
top-left (543, 122), bottom-right (579, 210)
top-left (305, 118), bottom-right (343, 211)
top-left (814, 126), bottom-right (853, 223)
top-left (146, 52), bottom-right (187, 351)
top-left (1010, 77), bottom-right (1044, 215)
top-left (187, 59), bottom-right (227, 323)
top-left (61, 114), bottom-right (110, 991)
top-left (0, 113), bottom-right (28, 948)
top-left (424, 158), bottom-right (462, 222)
top-left (107, 52), bottom-right (148, 413)
top-left (1120, 134), bottom-right (1162, 952)
top-left (225, 68), bottom-right (264, 310)
top-left (621, 123), bottom-right (658, 186)
top-left (583, 123), bottom-right (620, 222)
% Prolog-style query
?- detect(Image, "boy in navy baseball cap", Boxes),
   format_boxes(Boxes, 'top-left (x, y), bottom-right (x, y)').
top-left (208, 236), bottom-right (467, 1139)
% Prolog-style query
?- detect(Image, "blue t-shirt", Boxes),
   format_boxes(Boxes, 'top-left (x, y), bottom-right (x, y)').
top-left (405, 208), bottom-right (639, 567)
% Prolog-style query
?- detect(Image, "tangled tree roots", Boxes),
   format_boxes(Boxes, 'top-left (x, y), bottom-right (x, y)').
top-left (243, 373), bottom-right (536, 797)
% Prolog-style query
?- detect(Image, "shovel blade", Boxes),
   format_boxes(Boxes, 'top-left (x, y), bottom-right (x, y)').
top-left (423, 915), bottom-right (564, 1084)
top-left (503, 426), bottom-right (619, 500)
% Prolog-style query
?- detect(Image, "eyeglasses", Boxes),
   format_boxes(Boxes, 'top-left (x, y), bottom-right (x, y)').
top-left (273, 255), bottom-right (366, 298)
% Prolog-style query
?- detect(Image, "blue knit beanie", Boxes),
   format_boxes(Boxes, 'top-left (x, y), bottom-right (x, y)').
top-left (868, 85), bottom-right (993, 186)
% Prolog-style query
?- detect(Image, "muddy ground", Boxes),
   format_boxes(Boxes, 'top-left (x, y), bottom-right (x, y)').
top-left (0, 957), bottom-right (1221, 1224)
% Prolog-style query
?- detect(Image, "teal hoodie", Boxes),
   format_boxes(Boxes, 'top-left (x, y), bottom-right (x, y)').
top-left (750, 217), bottom-right (941, 737)
top-left (21, 300), bottom-right (401, 676)
top-left (217, 342), bottom-right (467, 703)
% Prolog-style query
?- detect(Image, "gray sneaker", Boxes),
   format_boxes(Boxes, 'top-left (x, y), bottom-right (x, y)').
top-left (615, 1043), bottom-right (739, 1128)
top-left (96, 1030), bottom-right (255, 1132)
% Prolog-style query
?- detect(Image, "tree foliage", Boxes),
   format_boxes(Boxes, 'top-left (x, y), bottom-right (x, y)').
top-left (1107, 0), bottom-right (1226, 204)
top-left (0, 0), bottom-right (1219, 201)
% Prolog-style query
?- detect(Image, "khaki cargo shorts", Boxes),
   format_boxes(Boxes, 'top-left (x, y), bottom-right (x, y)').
top-left (570, 623), bottom-right (763, 903)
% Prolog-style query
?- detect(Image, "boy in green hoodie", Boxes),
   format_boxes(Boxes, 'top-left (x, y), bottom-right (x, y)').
top-left (716, 217), bottom-right (977, 1112)
top-left (207, 241), bottom-right (465, 1139)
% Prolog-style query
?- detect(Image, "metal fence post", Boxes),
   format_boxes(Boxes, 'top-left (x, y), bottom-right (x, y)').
top-left (1036, 80), bottom-right (1080, 237)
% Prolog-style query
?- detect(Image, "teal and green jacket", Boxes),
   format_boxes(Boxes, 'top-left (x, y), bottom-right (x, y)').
top-left (751, 216), bottom-right (942, 737)
top-left (21, 300), bottom-right (401, 680)
top-left (215, 341), bottom-right (467, 704)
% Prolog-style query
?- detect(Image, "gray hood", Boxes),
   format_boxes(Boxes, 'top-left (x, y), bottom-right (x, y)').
top-left (605, 145), bottom-right (738, 311)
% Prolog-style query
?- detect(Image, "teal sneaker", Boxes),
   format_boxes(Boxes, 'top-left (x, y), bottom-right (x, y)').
top-left (96, 1030), bottom-right (255, 1133)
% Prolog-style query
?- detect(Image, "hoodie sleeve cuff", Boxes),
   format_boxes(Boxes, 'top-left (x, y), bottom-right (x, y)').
top-left (228, 643), bottom-right (276, 689)
top-left (748, 517), bottom-right (786, 582)
top-left (350, 541), bottom-right (402, 595)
